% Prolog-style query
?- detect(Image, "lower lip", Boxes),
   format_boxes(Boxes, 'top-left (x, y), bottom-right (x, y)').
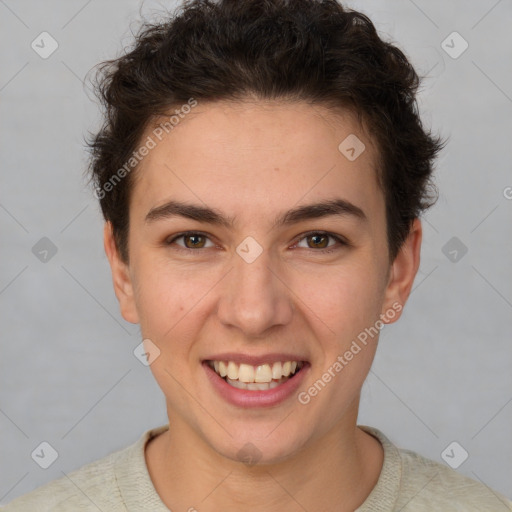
top-left (203, 362), bottom-right (310, 408)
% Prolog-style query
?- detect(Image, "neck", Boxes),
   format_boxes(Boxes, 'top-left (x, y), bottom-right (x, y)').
top-left (145, 405), bottom-right (383, 511)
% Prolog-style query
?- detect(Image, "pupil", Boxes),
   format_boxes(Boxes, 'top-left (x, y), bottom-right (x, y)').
top-left (187, 235), bottom-right (203, 248)
top-left (311, 234), bottom-right (327, 248)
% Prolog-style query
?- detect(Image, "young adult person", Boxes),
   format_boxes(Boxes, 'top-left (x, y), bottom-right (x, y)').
top-left (4, 0), bottom-right (511, 510)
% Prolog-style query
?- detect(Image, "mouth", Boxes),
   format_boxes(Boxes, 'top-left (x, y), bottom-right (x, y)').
top-left (205, 359), bottom-right (306, 391)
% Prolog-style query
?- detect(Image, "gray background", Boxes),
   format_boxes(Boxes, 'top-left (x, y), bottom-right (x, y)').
top-left (1, 0), bottom-right (511, 505)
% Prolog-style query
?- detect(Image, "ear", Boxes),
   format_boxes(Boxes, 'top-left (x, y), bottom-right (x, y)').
top-left (103, 222), bottom-right (139, 324)
top-left (380, 218), bottom-right (422, 324)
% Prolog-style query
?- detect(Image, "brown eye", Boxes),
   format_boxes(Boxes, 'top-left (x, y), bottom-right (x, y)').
top-left (183, 234), bottom-right (206, 248)
top-left (295, 231), bottom-right (347, 253)
top-left (166, 232), bottom-right (215, 251)
top-left (307, 234), bottom-right (329, 249)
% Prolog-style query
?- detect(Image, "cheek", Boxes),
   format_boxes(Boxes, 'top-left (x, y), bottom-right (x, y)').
top-left (293, 261), bottom-right (385, 339)
top-left (133, 266), bottom-right (204, 391)
top-left (132, 258), bottom-right (215, 341)
top-left (296, 267), bottom-right (384, 419)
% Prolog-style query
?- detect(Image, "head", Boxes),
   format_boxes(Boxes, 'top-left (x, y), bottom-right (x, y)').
top-left (87, 0), bottom-right (444, 463)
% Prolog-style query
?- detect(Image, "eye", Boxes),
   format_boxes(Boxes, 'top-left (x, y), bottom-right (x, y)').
top-left (165, 231), bottom-right (216, 252)
top-left (165, 230), bottom-right (348, 254)
top-left (294, 231), bottom-right (347, 253)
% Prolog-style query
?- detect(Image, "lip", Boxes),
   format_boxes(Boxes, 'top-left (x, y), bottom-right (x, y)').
top-left (203, 360), bottom-right (310, 408)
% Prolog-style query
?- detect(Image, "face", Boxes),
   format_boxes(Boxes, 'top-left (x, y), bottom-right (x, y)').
top-left (105, 100), bottom-right (421, 464)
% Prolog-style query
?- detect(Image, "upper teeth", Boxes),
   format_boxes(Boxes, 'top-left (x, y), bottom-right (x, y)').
top-left (209, 360), bottom-right (303, 383)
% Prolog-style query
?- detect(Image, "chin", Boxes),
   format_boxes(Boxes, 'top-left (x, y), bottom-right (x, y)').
top-left (205, 420), bottom-right (315, 467)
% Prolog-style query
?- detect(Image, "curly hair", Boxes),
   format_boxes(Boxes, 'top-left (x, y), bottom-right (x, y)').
top-left (86, 0), bottom-right (445, 263)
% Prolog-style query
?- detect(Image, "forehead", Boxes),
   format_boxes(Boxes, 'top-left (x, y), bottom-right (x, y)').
top-left (130, 100), bottom-right (384, 225)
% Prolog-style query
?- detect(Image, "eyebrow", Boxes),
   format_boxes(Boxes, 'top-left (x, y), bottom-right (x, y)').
top-left (145, 198), bottom-right (367, 229)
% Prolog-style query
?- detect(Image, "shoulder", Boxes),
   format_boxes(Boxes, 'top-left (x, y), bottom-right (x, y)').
top-left (359, 425), bottom-right (512, 512)
top-left (0, 424), bottom-right (169, 512)
top-left (1, 450), bottom-right (122, 512)
top-left (1, 424), bottom-right (170, 511)
top-left (397, 447), bottom-right (512, 511)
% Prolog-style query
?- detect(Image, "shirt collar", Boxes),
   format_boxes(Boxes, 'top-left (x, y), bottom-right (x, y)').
top-left (114, 423), bottom-right (401, 511)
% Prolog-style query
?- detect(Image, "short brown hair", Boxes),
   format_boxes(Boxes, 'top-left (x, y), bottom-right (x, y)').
top-left (86, 0), bottom-right (445, 263)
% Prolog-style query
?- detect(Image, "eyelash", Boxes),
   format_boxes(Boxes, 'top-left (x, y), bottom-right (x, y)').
top-left (164, 230), bottom-right (348, 255)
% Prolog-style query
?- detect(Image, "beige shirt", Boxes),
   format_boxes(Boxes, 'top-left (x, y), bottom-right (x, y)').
top-left (3, 424), bottom-right (511, 511)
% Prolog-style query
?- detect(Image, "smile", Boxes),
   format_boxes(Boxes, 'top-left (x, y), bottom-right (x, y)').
top-left (206, 360), bottom-right (305, 391)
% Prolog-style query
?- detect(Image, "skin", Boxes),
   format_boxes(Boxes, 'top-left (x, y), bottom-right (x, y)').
top-left (104, 99), bottom-right (422, 511)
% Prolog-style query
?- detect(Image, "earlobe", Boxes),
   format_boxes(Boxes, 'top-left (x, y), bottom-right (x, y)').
top-left (381, 218), bottom-right (422, 324)
top-left (103, 222), bottom-right (139, 324)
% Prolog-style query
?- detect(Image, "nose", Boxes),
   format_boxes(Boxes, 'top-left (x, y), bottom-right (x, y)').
top-left (216, 247), bottom-right (294, 337)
